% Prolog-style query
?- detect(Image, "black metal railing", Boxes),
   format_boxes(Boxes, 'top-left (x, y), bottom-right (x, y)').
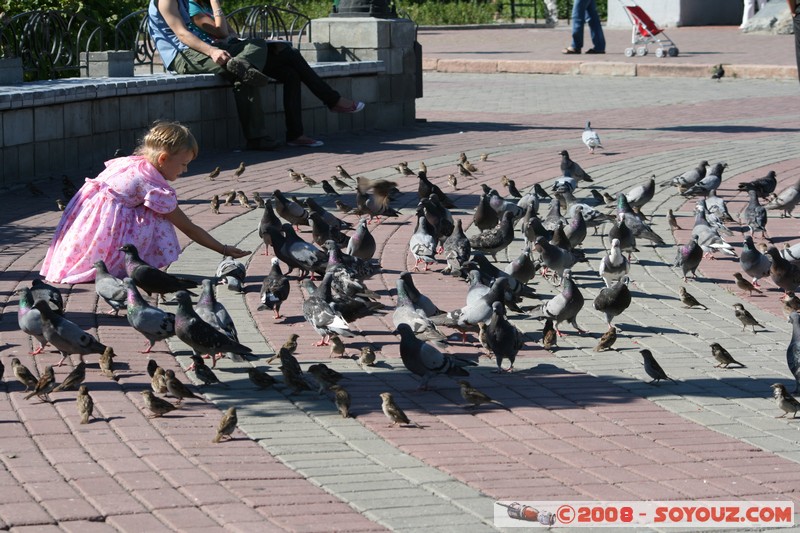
top-left (114, 9), bottom-right (160, 74)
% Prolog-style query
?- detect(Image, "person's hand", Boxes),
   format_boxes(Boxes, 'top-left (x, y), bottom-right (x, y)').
top-left (224, 245), bottom-right (250, 259)
top-left (209, 48), bottom-right (231, 66)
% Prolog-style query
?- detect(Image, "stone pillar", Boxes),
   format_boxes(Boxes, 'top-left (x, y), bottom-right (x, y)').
top-left (307, 17), bottom-right (418, 128)
top-left (80, 51), bottom-right (135, 78)
top-left (0, 57), bottom-right (23, 85)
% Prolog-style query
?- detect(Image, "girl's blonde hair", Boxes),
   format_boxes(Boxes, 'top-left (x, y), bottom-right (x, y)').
top-left (136, 121), bottom-right (198, 165)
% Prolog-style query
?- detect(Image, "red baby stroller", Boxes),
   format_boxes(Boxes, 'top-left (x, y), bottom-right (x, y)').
top-left (619, 1), bottom-right (679, 58)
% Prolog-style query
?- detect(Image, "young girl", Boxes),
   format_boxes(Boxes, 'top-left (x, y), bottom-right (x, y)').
top-left (40, 121), bottom-right (250, 284)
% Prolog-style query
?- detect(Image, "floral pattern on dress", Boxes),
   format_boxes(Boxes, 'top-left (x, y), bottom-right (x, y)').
top-left (40, 156), bottom-right (181, 284)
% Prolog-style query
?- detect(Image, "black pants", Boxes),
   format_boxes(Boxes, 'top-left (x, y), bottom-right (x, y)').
top-left (264, 44), bottom-right (341, 140)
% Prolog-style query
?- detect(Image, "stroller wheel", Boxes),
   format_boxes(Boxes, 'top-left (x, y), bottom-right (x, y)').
top-left (668, 47), bottom-right (679, 57)
top-left (636, 47), bottom-right (648, 57)
top-left (624, 47), bottom-right (634, 58)
top-left (655, 48), bottom-right (665, 58)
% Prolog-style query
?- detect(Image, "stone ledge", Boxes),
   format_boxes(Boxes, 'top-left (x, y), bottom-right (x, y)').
top-left (0, 61), bottom-right (385, 111)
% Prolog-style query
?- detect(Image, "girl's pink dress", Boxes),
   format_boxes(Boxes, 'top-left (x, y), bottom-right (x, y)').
top-left (40, 156), bottom-right (181, 284)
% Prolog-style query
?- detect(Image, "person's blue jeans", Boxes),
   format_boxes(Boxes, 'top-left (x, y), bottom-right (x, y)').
top-left (571, 0), bottom-right (605, 52)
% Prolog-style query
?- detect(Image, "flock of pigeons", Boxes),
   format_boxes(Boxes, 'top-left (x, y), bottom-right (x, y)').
top-left (11, 123), bottom-right (800, 435)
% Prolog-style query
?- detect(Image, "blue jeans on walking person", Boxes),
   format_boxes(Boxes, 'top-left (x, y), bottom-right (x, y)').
top-left (571, 0), bottom-right (605, 52)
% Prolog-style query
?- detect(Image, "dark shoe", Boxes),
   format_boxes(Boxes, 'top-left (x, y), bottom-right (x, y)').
top-left (287, 136), bottom-right (324, 148)
top-left (246, 136), bottom-right (279, 151)
top-left (225, 57), bottom-right (269, 87)
top-left (562, 47), bottom-right (581, 54)
top-left (585, 48), bottom-right (605, 54)
top-left (331, 99), bottom-right (365, 114)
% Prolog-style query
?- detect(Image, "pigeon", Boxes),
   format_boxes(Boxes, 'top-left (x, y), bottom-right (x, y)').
top-left (272, 189), bottom-right (309, 227)
top-left (563, 208), bottom-right (588, 249)
top-left (616, 195), bottom-right (664, 245)
top-left (504, 244), bottom-right (537, 287)
top-left (766, 247), bottom-right (800, 294)
top-left (16, 287), bottom-right (48, 355)
top-left (691, 205), bottom-right (736, 258)
top-left (705, 190), bottom-right (735, 224)
top-left (458, 380), bottom-right (510, 410)
top-left (76, 385), bottom-right (95, 424)
top-left (681, 162), bottom-right (727, 197)
top-left (409, 214), bottom-right (437, 271)
top-left (473, 194), bottom-right (500, 231)
top-left (625, 176), bottom-right (655, 209)
top-left (594, 326), bottom-right (617, 352)
top-left (771, 383), bottom-right (800, 418)
top-left (640, 349), bottom-right (675, 384)
top-left (302, 272), bottom-right (356, 346)
top-left (534, 236), bottom-right (584, 281)
top-left (119, 244), bottom-right (197, 297)
top-left (581, 121), bottom-right (602, 154)
top-left (608, 217), bottom-right (638, 261)
top-left (711, 64), bottom-right (725, 80)
top-left (257, 258), bottom-right (290, 319)
top-left (593, 277), bottom-right (632, 328)
top-left (788, 312), bottom-right (800, 393)
top-left (93, 260), bottom-right (126, 316)
top-left (25, 365), bottom-right (56, 402)
top-left (173, 291), bottom-right (252, 367)
top-left (599, 239), bottom-right (630, 287)
top-left (674, 235), bottom-right (703, 282)
top-left (742, 189), bottom-right (769, 240)
top-left (33, 300), bottom-right (106, 367)
top-left (392, 278), bottom-right (447, 343)
top-left (213, 407), bottom-right (238, 443)
top-left (539, 269), bottom-right (586, 336)
top-left (486, 191), bottom-right (524, 223)
top-left (258, 200), bottom-right (282, 256)
top-left (52, 361), bottom-right (86, 392)
top-left (396, 323), bottom-right (475, 389)
top-left (442, 219), bottom-right (471, 276)
top-left (469, 211), bottom-right (515, 262)
top-left (417, 171), bottom-right (455, 208)
top-left (733, 272), bottom-right (761, 296)
top-left (346, 217), bottom-right (377, 260)
top-left (264, 225), bottom-right (326, 280)
top-left (431, 277), bottom-right (511, 342)
top-left (123, 278), bottom-right (176, 353)
top-left (30, 279), bottom-right (64, 316)
top-left (532, 183), bottom-right (552, 200)
top-left (782, 243), bottom-right (800, 263)
top-left (485, 301), bottom-right (524, 372)
top-left (766, 177), bottom-right (800, 218)
top-left (216, 256), bottom-right (246, 293)
top-left (380, 392), bottom-right (422, 428)
top-left (354, 183), bottom-right (400, 221)
top-left (559, 150), bottom-right (593, 182)
top-left (195, 279), bottom-right (242, 363)
top-left (710, 343), bottom-right (745, 368)
top-left (679, 287), bottom-right (707, 310)
top-left (733, 303), bottom-right (763, 333)
top-left (738, 170), bottom-right (777, 199)
top-left (12, 358), bottom-right (37, 391)
top-left (399, 271), bottom-right (442, 318)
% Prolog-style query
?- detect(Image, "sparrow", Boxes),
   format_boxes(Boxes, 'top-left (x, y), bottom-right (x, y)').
top-left (280, 365), bottom-right (312, 395)
top-left (330, 385), bottom-right (352, 418)
top-left (594, 326), bottom-right (617, 352)
top-left (307, 363), bottom-right (344, 395)
top-left (282, 334), bottom-right (299, 355)
top-left (236, 191), bottom-right (252, 209)
top-left (76, 385), bottom-right (95, 424)
top-left (477, 323), bottom-right (493, 359)
top-left (234, 162), bottom-right (246, 179)
top-left (380, 392), bottom-right (422, 428)
top-left (458, 380), bottom-right (510, 411)
top-left (733, 303), bottom-right (764, 333)
top-left (395, 162), bottom-right (414, 176)
top-left (336, 165), bottom-right (354, 181)
top-left (55, 199), bottom-right (66, 211)
top-left (667, 209), bottom-right (681, 230)
top-left (464, 160), bottom-right (478, 173)
top-left (332, 176), bottom-right (353, 190)
top-left (208, 166), bottom-right (220, 179)
top-left (288, 168), bottom-right (302, 182)
top-left (248, 367), bottom-right (276, 389)
top-left (12, 357), bottom-right (38, 391)
top-left (447, 174), bottom-right (458, 190)
top-left (52, 361), bottom-right (86, 392)
top-left (147, 359), bottom-right (158, 378)
top-left (457, 163), bottom-right (473, 178)
top-left (418, 161), bottom-right (427, 174)
top-left (542, 319), bottom-right (557, 352)
top-left (784, 294), bottom-right (800, 315)
top-left (640, 349), bottom-right (675, 384)
top-left (679, 287), bottom-right (708, 310)
top-left (25, 365), bottom-right (56, 402)
top-left (189, 355), bottom-right (228, 387)
top-left (151, 366), bottom-right (168, 394)
top-left (329, 335), bottom-right (346, 358)
top-left (733, 272), bottom-right (761, 296)
top-left (223, 190), bottom-right (236, 206)
top-left (301, 173), bottom-right (317, 187)
top-left (321, 180), bottom-right (340, 197)
top-left (99, 346), bottom-right (118, 381)
top-left (140, 390), bottom-right (177, 417)
top-left (165, 369), bottom-right (205, 405)
top-left (252, 192), bottom-right (266, 208)
top-left (213, 407), bottom-right (238, 443)
top-left (479, 153), bottom-right (490, 162)
top-left (710, 342), bottom-right (745, 368)
top-left (335, 200), bottom-right (352, 214)
top-left (771, 383), bottom-right (800, 418)
top-left (358, 345), bottom-right (376, 367)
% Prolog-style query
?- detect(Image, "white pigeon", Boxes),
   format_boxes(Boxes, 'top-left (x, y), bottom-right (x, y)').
top-left (599, 239), bottom-right (630, 287)
top-left (582, 121), bottom-right (603, 154)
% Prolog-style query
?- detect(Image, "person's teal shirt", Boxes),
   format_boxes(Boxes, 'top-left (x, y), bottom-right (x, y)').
top-left (187, 0), bottom-right (216, 44)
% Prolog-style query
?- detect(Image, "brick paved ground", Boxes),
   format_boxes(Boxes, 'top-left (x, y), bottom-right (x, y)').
top-left (2, 25), bottom-right (800, 532)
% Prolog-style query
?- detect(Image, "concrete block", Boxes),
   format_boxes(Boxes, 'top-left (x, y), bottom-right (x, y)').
top-left (81, 51), bottom-right (135, 78)
top-left (351, 76), bottom-right (379, 103)
top-left (389, 74), bottom-right (415, 102)
top-left (309, 18), bottom-right (332, 43)
top-left (145, 93), bottom-right (175, 123)
top-left (376, 75), bottom-right (391, 102)
top-left (3, 108), bottom-right (33, 146)
top-left (372, 101), bottom-right (403, 129)
top-left (402, 100), bottom-right (415, 127)
top-left (635, 63), bottom-right (711, 78)
top-left (63, 137), bottom-right (79, 170)
top-left (36, 139), bottom-right (64, 176)
top-left (422, 57), bottom-right (439, 71)
top-left (174, 90), bottom-right (203, 124)
top-left (63, 101), bottom-right (93, 137)
top-left (729, 64), bottom-right (798, 80)
top-left (0, 57), bottom-right (23, 85)
top-left (300, 42), bottom-right (341, 62)
top-left (34, 106), bottom-right (63, 142)
top-left (92, 99), bottom-right (120, 134)
top-left (1, 146), bottom-right (16, 186)
top-left (390, 19), bottom-right (416, 48)
top-left (17, 143), bottom-right (34, 179)
top-left (77, 135), bottom-right (96, 171)
top-left (325, 18), bottom-right (391, 49)
top-left (579, 62), bottom-right (636, 77)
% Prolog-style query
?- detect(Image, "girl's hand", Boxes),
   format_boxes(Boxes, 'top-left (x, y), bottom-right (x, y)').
top-left (223, 245), bottom-right (250, 259)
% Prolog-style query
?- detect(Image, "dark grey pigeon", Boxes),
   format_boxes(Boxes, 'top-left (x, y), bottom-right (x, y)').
top-left (487, 191), bottom-right (524, 222)
top-left (564, 208), bottom-right (588, 249)
top-left (272, 189), bottom-right (309, 227)
top-left (616, 195), bottom-right (664, 245)
top-left (504, 244), bottom-right (537, 286)
top-left (346, 217), bottom-right (377, 260)
top-left (625, 176), bottom-right (655, 209)
top-left (473, 194), bottom-right (499, 231)
top-left (417, 171), bottom-right (455, 208)
top-left (399, 271), bottom-right (442, 318)
top-left (766, 247), bottom-right (800, 295)
top-left (593, 276), bottom-right (632, 328)
top-left (661, 160), bottom-right (708, 188)
top-left (304, 197), bottom-right (351, 231)
top-left (743, 189), bottom-right (769, 240)
top-left (681, 162), bottom-right (727, 197)
top-left (534, 236), bottom-right (585, 280)
top-left (93, 260), bottom-right (126, 316)
top-left (542, 195), bottom-right (566, 232)
top-left (532, 183), bottom-right (552, 200)
top-left (740, 236), bottom-right (771, 285)
top-left (309, 212), bottom-right (348, 249)
top-left (258, 257), bottom-right (290, 319)
top-left (486, 301), bottom-right (524, 372)
top-left (392, 278), bottom-right (446, 343)
top-left (31, 279), bottom-right (64, 315)
top-left (216, 256), bottom-right (246, 293)
top-left (119, 244), bottom-right (197, 297)
top-left (17, 287), bottom-right (47, 355)
top-left (787, 312), bottom-right (800, 393)
top-left (258, 200), bottom-right (282, 256)
top-left (173, 290), bottom-right (252, 368)
top-left (195, 279), bottom-right (243, 363)
top-left (469, 211), bottom-right (515, 262)
top-left (471, 254), bottom-right (536, 303)
top-left (123, 278), bottom-right (175, 353)
top-left (442, 219), bottom-right (471, 276)
top-left (559, 150), bottom-right (593, 182)
top-left (269, 224), bottom-right (327, 279)
top-left (539, 269), bottom-right (586, 336)
top-left (396, 323), bottom-right (475, 390)
top-left (302, 272), bottom-right (356, 346)
top-left (674, 235), bottom-right (703, 282)
top-left (521, 204), bottom-right (551, 245)
top-left (32, 300), bottom-right (106, 367)
top-left (608, 217), bottom-right (638, 261)
top-left (738, 170), bottom-right (777, 199)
